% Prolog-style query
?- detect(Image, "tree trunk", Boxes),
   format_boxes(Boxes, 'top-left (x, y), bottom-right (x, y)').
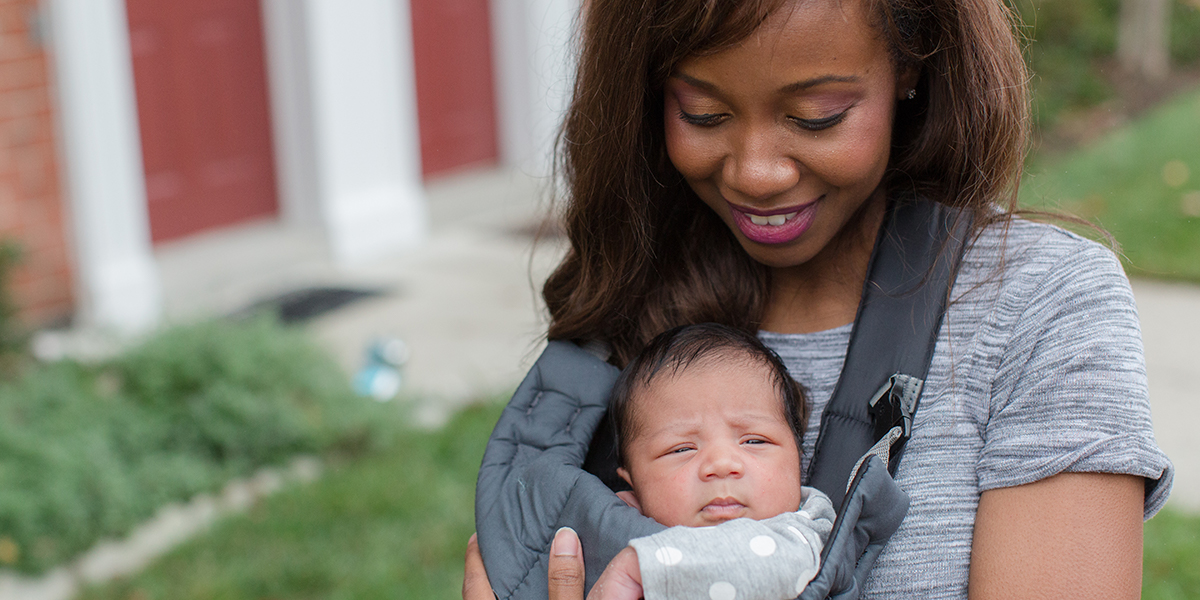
top-left (1117, 0), bottom-right (1172, 81)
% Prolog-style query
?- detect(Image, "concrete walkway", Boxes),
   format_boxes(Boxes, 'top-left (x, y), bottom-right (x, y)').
top-left (1130, 279), bottom-right (1200, 512)
top-left (157, 167), bottom-right (1198, 512)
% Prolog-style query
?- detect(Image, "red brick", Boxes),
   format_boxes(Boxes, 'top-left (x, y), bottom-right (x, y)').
top-left (0, 2), bottom-right (73, 328)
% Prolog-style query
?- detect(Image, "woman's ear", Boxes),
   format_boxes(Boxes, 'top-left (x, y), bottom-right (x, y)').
top-left (895, 65), bottom-right (921, 101)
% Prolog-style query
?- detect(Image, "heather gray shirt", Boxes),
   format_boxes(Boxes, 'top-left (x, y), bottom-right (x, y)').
top-left (753, 218), bottom-right (1173, 598)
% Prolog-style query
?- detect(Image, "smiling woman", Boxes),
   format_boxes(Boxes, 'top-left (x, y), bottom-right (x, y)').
top-left (661, 0), bottom-right (913, 331)
top-left (470, 0), bottom-right (1174, 598)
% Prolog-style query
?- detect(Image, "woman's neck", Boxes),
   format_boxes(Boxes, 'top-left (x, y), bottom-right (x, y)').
top-left (759, 191), bottom-right (886, 334)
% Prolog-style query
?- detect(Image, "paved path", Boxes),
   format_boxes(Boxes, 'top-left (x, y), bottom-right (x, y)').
top-left (1131, 279), bottom-right (1200, 512)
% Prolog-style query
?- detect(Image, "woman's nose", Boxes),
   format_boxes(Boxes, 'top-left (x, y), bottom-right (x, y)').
top-left (724, 126), bottom-right (800, 201)
top-left (700, 445), bottom-right (744, 480)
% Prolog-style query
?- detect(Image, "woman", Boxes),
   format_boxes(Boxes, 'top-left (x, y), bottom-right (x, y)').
top-left (469, 0), bottom-right (1172, 597)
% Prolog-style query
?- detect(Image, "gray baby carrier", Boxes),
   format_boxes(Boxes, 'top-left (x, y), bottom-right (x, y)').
top-left (475, 198), bottom-right (971, 599)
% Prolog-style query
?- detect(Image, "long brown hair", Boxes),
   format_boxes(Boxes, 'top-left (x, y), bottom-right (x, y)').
top-left (543, 0), bottom-right (1030, 366)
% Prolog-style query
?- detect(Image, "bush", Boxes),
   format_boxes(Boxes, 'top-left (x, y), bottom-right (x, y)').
top-left (1011, 0), bottom-right (1200, 130)
top-left (0, 317), bottom-right (394, 574)
top-left (0, 241), bottom-right (25, 367)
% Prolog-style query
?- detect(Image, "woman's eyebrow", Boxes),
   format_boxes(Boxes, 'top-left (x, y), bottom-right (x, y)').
top-left (778, 75), bottom-right (860, 94)
top-left (670, 72), bottom-right (722, 94)
top-left (669, 72), bottom-right (860, 95)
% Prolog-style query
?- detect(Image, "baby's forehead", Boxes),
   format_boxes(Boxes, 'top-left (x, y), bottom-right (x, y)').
top-left (630, 352), bottom-right (787, 416)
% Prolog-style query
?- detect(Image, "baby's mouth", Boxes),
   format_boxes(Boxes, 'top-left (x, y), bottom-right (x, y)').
top-left (701, 497), bottom-right (747, 521)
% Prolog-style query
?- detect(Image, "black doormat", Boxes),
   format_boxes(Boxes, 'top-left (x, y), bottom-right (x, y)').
top-left (234, 286), bottom-right (385, 324)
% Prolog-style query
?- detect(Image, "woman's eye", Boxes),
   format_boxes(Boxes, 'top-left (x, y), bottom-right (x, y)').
top-left (677, 110), bottom-right (727, 127)
top-left (789, 111), bottom-right (847, 131)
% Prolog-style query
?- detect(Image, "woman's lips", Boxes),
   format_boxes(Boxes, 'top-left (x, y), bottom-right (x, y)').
top-left (727, 198), bottom-right (820, 245)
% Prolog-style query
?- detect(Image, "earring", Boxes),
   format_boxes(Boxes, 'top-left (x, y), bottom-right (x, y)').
top-left (906, 89), bottom-right (917, 100)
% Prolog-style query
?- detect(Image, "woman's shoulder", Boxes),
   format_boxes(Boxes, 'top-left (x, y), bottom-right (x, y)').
top-left (965, 216), bottom-right (1123, 280)
top-left (947, 215), bottom-right (1142, 393)
top-left (954, 216), bottom-right (1132, 314)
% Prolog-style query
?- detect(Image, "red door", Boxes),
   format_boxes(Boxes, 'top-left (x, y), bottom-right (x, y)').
top-left (411, 0), bottom-right (499, 178)
top-left (126, 0), bottom-right (278, 243)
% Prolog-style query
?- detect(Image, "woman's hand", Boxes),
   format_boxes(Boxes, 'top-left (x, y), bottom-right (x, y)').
top-left (463, 528), bottom-right (644, 600)
top-left (463, 533), bottom-right (495, 600)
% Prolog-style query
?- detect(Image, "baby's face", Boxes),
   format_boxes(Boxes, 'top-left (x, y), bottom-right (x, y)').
top-left (616, 358), bottom-right (802, 527)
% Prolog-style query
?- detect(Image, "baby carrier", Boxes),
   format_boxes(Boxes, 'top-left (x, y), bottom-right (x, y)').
top-left (475, 198), bottom-right (971, 599)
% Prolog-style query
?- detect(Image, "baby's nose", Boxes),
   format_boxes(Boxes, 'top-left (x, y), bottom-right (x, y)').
top-left (701, 446), bottom-right (744, 479)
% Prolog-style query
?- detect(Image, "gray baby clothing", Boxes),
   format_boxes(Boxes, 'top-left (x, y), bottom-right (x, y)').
top-left (629, 489), bottom-right (835, 600)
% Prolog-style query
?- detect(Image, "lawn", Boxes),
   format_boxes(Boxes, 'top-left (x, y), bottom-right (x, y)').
top-left (1019, 85), bottom-right (1200, 281)
top-left (75, 399), bottom-right (1199, 599)
top-left (78, 401), bottom-right (501, 600)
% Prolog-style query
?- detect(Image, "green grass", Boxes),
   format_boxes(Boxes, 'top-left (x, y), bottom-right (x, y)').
top-left (1020, 85), bottom-right (1200, 280)
top-left (0, 317), bottom-right (392, 574)
top-left (75, 398), bottom-right (1200, 599)
top-left (1144, 507), bottom-right (1200, 599)
top-left (77, 401), bottom-right (504, 600)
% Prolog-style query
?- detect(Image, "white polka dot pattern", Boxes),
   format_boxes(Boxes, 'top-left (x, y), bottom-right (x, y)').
top-left (655, 546), bottom-right (683, 566)
top-left (786, 525), bottom-right (811, 545)
top-left (627, 489), bottom-right (835, 600)
top-left (709, 581), bottom-right (737, 600)
top-left (748, 535), bottom-right (777, 557)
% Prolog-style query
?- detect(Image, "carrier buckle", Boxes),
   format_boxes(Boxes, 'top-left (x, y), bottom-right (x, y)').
top-left (868, 373), bottom-right (923, 456)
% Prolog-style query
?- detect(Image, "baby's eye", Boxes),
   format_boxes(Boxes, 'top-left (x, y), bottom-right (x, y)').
top-left (742, 438), bottom-right (768, 445)
top-left (671, 446), bottom-right (695, 454)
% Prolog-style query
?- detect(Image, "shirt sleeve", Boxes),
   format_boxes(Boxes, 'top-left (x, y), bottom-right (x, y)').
top-left (977, 237), bottom-right (1173, 518)
top-left (628, 489), bottom-right (834, 600)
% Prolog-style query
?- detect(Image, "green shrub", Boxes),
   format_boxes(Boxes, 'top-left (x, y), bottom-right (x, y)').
top-left (0, 317), bottom-right (395, 574)
top-left (1011, 0), bottom-right (1200, 131)
top-left (0, 241), bottom-right (25, 366)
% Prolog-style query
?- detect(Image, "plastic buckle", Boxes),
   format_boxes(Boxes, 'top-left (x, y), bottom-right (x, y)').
top-left (868, 374), bottom-right (923, 458)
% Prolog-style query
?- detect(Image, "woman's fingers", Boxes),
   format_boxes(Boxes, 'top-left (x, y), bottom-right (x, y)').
top-left (463, 533), bottom-right (495, 600)
top-left (549, 527), bottom-right (586, 600)
top-left (586, 547), bottom-right (645, 600)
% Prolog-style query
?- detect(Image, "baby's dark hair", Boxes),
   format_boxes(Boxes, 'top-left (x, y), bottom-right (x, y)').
top-left (609, 323), bottom-right (807, 468)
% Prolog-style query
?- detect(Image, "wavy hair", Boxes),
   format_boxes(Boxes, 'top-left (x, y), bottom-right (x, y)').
top-left (543, 0), bottom-right (1030, 366)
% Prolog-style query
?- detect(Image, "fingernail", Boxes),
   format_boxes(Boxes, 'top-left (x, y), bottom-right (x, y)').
top-left (552, 526), bottom-right (579, 557)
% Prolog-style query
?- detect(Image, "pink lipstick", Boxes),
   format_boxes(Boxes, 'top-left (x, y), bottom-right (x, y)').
top-left (727, 198), bottom-right (819, 245)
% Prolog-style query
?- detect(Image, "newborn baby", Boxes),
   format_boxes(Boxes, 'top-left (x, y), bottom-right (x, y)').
top-left (599, 323), bottom-right (834, 600)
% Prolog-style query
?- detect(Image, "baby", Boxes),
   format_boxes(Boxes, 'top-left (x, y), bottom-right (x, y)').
top-left (598, 323), bottom-right (835, 600)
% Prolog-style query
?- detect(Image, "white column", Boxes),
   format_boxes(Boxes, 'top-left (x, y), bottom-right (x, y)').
top-left (44, 0), bottom-right (162, 334)
top-left (301, 0), bottom-right (427, 264)
top-left (260, 0), bottom-right (322, 231)
top-left (490, 0), bottom-right (579, 177)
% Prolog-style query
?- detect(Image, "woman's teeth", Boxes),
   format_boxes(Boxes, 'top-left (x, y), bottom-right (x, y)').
top-left (748, 212), bottom-right (799, 226)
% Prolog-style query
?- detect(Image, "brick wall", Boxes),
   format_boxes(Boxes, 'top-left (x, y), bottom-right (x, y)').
top-left (0, 0), bottom-right (73, 327)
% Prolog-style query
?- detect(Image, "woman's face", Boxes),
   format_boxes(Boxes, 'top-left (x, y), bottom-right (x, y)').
top-left (664, 0), bottom-right (910, 270)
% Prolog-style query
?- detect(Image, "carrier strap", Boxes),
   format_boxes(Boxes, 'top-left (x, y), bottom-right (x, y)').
top-left (804, 199), bottom-right (971, 507)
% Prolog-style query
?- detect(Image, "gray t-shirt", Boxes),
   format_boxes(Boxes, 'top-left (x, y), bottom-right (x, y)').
top-left (755, 218), bottom-right (1173, 598)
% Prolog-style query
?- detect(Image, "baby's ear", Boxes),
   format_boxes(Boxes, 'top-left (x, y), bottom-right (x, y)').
top-left (615, 467), bottom-right (642, 512)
